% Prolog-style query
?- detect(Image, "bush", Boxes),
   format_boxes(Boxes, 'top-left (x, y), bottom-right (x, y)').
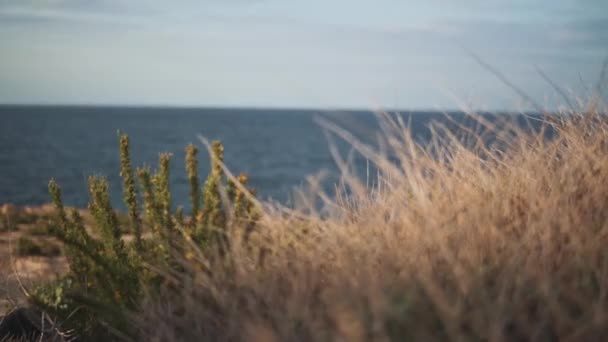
top-left (27, 224), bottom-right (51, 236)
top-left (29, 135), bottom-right (258, 340)
top-left (15, 237), bottom-right (42, 256)
top-left (15, 236), bottom-right (61, 257)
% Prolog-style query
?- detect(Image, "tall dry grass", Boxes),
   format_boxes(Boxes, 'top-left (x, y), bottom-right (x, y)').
top-left (138, 109), bottom-right (608, 341)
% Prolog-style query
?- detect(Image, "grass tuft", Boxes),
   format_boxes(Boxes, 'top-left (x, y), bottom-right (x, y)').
top-left (136, 110), bottom-right (608, 341)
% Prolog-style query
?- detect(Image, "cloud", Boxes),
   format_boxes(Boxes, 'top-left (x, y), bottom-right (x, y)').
top-left (0, 1), bottom-right (150, 29)
top-left (0, 7), bottom-right (132, 24)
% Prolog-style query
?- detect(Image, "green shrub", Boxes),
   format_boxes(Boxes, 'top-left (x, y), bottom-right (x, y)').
top-left (16, 236), bottom-right (42, 256)
top-left (29, 134), bottom-right (258, 340)
top-left (28, 224), bottom-right (51, 236)
top-left (14, 213), bottom-right (38, 225)
top-left (119, 133), bottom-right (142, 250)
top-left (16, 236), bottom-right (61, 257)
top-left (0, 220), bottom-right (9, 233)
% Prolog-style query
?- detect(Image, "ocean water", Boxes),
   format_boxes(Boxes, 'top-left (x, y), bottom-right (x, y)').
top-left (0, 106), bottom-right (540, 210)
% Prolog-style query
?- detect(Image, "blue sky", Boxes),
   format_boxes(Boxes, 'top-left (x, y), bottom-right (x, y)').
top-left (0, 0), bottom-right (606, 110)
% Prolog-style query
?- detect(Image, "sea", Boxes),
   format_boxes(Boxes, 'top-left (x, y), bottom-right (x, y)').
top-left (0, 106), bottom-right (543, 210)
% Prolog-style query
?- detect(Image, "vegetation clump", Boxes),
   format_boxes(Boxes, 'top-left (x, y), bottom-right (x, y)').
top-left (7, 107), bottom-right (608, 342)
top-left (15, 236), bottom-right (60, 257)
top-left (28, 135), bottom-right (258, 340)
top-left (134, 110), bottom-right (608, 342)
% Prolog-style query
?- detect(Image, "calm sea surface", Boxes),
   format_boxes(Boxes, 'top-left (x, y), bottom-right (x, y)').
top-left (0, 106), bottom-right (538, 210)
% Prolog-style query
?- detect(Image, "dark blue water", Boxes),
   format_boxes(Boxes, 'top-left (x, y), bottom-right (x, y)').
top-left (0, 106), bottom-right (542, 210)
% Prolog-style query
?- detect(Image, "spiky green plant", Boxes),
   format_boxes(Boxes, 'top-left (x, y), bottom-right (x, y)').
top-left (186, 144), bottom-right (201, 223)
top-left (137, 166), bottom-right (161, 234)
top-left (32, 135), bottom-right (259, 340)
top-left (233, 173), bottom-right (254, 220)
top-left (88, 176), bottom-right (126, 259)
top-left (119, 133), bottom-right (143, 252)
top-left (174, 206), bottom-right (185, 228)
top-left (48, 180), bottom-right (103, 287)
top-left (37, 180), bottom-right (143, 339)
top-left (153, 153), bottom-right (173, 229)
top-left (197, 141), bottom-right (226, 249)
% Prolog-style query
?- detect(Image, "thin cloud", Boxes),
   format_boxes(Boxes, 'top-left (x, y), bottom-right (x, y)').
top-left (0, 7), bottom-right (137, 24)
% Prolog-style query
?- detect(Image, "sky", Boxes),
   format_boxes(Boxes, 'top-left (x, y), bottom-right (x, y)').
top-left (0, 0), bottom-right (606, 110)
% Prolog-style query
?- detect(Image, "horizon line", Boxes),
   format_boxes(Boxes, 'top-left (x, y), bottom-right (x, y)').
top-left (0, 102), bottom-right (540, 115)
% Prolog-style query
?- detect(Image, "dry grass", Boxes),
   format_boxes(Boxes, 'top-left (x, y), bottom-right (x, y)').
top-left (137, 110), bottom-right (608, 341)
